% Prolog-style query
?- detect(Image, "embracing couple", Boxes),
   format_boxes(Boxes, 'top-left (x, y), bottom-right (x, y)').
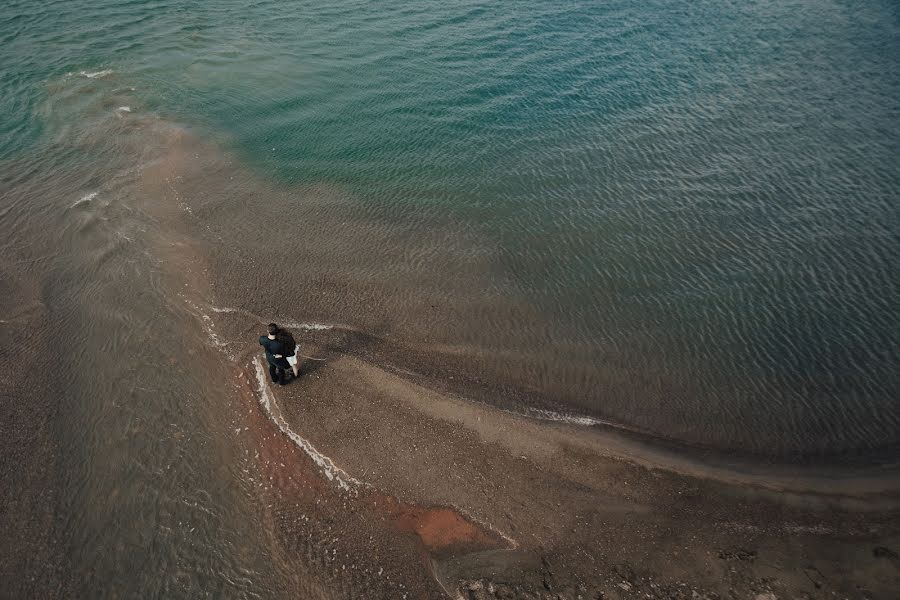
top-left (259, 323), bottom-right (300, 385)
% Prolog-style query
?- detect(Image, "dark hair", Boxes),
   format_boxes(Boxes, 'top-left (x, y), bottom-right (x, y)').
top-left (276, 328), bottom-right (296, 354)
top-left (267, 323), bottom-right (279, 336)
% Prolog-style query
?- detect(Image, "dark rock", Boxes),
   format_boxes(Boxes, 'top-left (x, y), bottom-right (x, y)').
top-left (718, 549), bottom-right (757, 562)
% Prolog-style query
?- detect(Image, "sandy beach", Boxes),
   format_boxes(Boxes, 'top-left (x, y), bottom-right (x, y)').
top-left (206, 314), bottom-right (900, 599)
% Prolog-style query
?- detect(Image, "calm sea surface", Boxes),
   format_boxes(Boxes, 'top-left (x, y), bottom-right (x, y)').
top-left (3, 1), bottom-right (900, 458)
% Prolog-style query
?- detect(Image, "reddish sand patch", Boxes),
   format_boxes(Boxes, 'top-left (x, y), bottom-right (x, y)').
top-left (232, 366), bottom-right (327, 495)
top-left (390, 504), bottom-right (498, 554)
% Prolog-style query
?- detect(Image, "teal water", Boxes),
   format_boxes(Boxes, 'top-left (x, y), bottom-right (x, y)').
top-left (3, 0), bottom-right (899, 459)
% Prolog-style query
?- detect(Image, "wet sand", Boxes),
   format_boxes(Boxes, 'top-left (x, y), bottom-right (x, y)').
top-left (172, 120), bottom-right (900, 598)
top-left (0, 266), bottom-right (70, 598)
top-left (2, 108), bottom-right (899, 598)
top-left (215, 325), bottom-right (900, 599)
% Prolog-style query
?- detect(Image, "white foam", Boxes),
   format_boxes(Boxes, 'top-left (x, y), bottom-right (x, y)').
top-left (209, 305), bottom-right (238, 314)
top-left (253, 357), bottom-right (362, 491)
top-left (71, 191), bottom-right (98, 208)
top-left (205, 305), bottom-right (336, 333)
top-left (79, 69), bottom-right (113, 79)
top-left (527, 408), bottom-right (605, 427)
top-left (179, 298), bottom-right (235, 359)
top-left (200, 313), bottom-right (230, 354)
top-left (500, 404), bottom-right (639, 432)
top-left (116, 106), bottom-right (131, 112)
top-left (282, 320), bottom-right (334, 331)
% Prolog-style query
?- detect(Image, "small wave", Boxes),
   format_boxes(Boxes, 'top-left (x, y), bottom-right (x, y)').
top-left (283, 321), bottom-right (334, 331)
top-left (79, 69), bottom-right (113, 79)
top-left (181, 298), bottom-right (236, 359)
top-left (206, 305), bottom-right (335, 331)
top-left (71, 192), bottom-right (98, 208)
top-left (116, 106), bottom-right (131, 112)
top-left (253, 357), bottom-right (361, 491)
top-left (200, 314), bottom-right (232, 357)
top-left (208, 305), bottom-right (238, 313)
top-left (526, 408), bottom-right (605, 428)
top-left (514, 406), bottom-right (646, 434)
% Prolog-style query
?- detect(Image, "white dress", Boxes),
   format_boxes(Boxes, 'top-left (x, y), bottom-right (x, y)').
top-left (286, 347), bottom-right (299, 366)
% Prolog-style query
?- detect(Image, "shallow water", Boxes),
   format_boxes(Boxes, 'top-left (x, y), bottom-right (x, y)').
top-left (2, 1), bottom-right (900, 592)
top-left (11, 0), bottom-right (898, 458)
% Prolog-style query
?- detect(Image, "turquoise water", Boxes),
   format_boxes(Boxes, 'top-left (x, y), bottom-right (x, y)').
top-left (3, 0), bottom-right (900, 462)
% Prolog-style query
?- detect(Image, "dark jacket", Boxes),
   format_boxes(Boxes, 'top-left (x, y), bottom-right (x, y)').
top-left (259, 336), bottom-right (291, 369)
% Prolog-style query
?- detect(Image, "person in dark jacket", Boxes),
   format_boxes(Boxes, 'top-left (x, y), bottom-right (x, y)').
top-left (259, 323), bottom-right (291, 385)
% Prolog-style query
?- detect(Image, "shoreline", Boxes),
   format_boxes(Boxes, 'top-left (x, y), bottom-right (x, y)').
top-left (227, 328), bottom-right (900, 599)
top-left (197, 302), bottom-right (900, 477)
top-left (203, 302), bottom-right (900, 492)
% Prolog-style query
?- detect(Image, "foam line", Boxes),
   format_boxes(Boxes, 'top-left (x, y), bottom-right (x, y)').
top-left (281, 321), bottom-right (334, 331)
top-left (207, 304), bottom-right (335, 331)
top-left (526, 408), bottom-right (607, 428)
top-left (79, 69), bottom-right (113, 79)
top-left (253, 357), bottom-right (361, 491)
top-left (71, 192), bottom-right (98, 208)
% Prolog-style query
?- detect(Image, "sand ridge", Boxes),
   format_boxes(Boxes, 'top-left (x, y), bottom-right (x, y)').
top-left (234, 328), bottom-right (900, 599)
